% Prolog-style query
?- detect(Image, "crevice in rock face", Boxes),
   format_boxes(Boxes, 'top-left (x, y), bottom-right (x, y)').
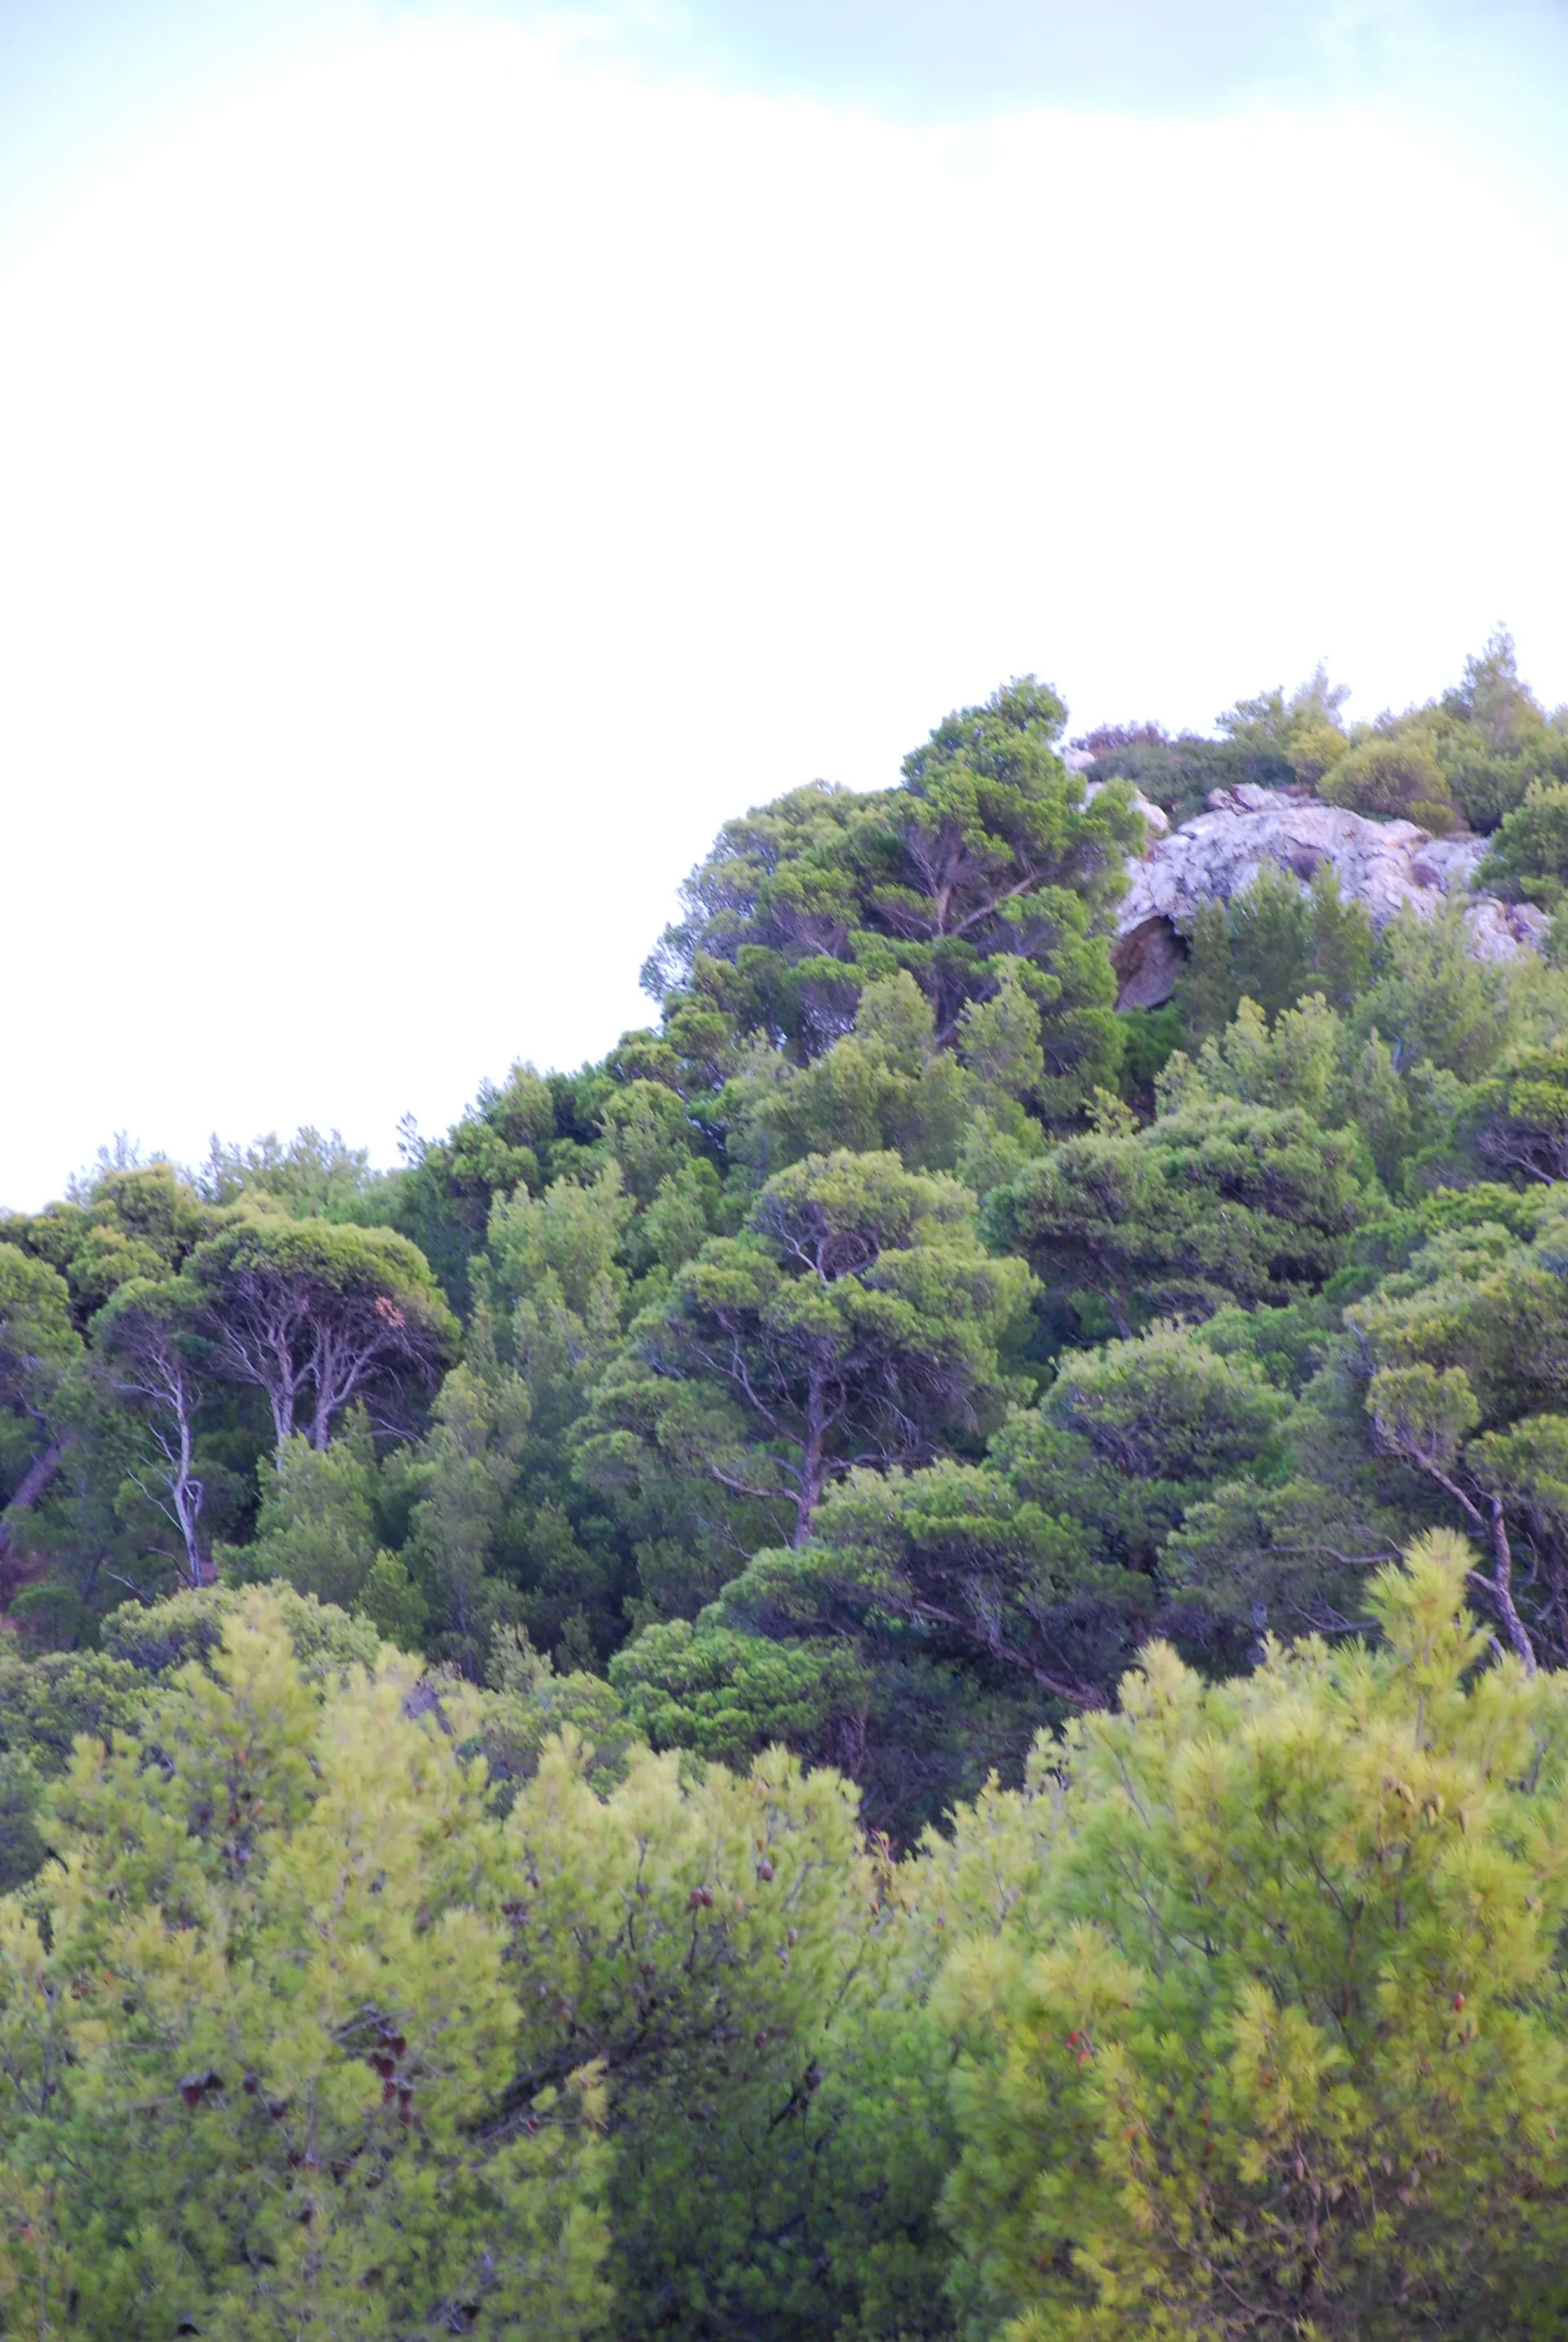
top-left (1111, 915), bottom-right (1187, 1011)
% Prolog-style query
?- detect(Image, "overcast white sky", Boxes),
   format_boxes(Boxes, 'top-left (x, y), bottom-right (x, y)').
top-left (2, 0), bottom-right (1566, 1208)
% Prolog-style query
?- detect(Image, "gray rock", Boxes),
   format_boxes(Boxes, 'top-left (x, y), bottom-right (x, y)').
top-left (1463, 898), bottom-right (1552, 962)
top-left (1111, 797), bottom-right (1542, 1011)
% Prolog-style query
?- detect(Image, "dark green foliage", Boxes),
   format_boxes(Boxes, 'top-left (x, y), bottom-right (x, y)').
top-left (1466, 1043), bottom-right (1568, 1184)
top-left (647, 677), bottom-right (1139, 1118)
top-left (9, 646), bottom-right (1568, 2340)
top-left (612, 1329), bottom-right (1286, 1836)
top-left (585, 1149), bottom-right (1035, 1550)
top-left (1481, 779), bottom-right (1568, 906)
top-left (984, 1093), bottom-right (1368, 1339)
top-left (1354, 902), bottom-right (1516, 1082)
top-left (0, 1248), bottom-right (78, 1518)
top-left (1077, 666), bottom-right (1351, 822)
top-left (1177, 866), bottom-right (1377, 1041)
top-left (1114, 1000), bottom-right (1184, 1103)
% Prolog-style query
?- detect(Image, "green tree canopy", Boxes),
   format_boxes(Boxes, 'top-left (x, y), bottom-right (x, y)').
top-left (183, 1218), bottom-right (457, 1454)
top-left (610, 1331), bottom-right (1283, 1835)
top-left (931, 1534), bottom-right (1568, 2340)
top-left (1480, 779), bottom-right (1568, 906)
top-left (1320, 732), bottom-right (1455, 831)
top-left (985, 1093), bottom-right (1367, 1340)
top-left (646, 678), bottom-right (1142, 1117)
top-left (584, 1151), bottom-right (1035, 1548)
top-left (0, 1251), bottom-right (79, 1550)
top-left (0, 1594), bottom-right (612, 2340)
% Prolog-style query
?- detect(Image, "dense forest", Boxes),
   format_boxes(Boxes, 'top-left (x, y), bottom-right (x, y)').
top-left (5, 634), bottom-right (1568, 2335)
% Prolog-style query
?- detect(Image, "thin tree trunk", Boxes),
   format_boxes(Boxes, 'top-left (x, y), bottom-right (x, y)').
top-left (794, 1378), bottom-right (829, 1547)
top-left (1483, 1495), bottom-right (1535, 1676)
top-left (270, 1387), bottom-right (296, 1458)
top-left (168, 1382), bottom-right (207, 1588)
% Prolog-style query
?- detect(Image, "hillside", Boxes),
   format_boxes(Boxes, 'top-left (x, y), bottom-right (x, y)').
top-left (4, 633), bottom-right (1568, 2334)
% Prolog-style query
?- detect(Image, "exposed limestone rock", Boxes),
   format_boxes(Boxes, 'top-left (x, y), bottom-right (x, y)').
top-left (1463, 897), bottom-right (1554, 963)
top-left (1110, 786), bottom-right (1549, 1011)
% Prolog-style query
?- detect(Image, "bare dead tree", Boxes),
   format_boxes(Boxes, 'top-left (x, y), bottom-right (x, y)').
top-left (96, 1302), bottom-right (210, 1588)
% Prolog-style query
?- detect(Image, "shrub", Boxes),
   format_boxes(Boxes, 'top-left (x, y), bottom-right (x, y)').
top-left (1321, 735), bottom-right (1455, 832)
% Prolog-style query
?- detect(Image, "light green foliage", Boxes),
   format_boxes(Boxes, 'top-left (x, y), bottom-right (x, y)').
top-left (1321, 732), bottom-right (1455, 830)
top-left (0, 1164), bottom-right (220, 1321)
top-left (1161, 993), bottom-right (1345, 1120)
top-left (742, 973), bottom-right (975, 1175)
top-left (0, 1643), bottom-right (149, 1892)
top-left (1480, 778), bottom-right (1568, 906)
top-left (0, 1585), bottom-right (388, 1891)
top-left (195, 1125), bottom-right (398, 1223)
top-left (596, 1081), bottom-right (701, 1206)
top-left (1216, 664), bottom-right (1351, 785)
top-left (238, 1418), bottom-right (382, 1610)
top-left (1353, 903), bottom-right (1516, 1083)
top-left (1428, 626), bottom-right (1568, 831)
top-left (484, 1169), bottom-right (634, 1432)
top-left (403, 1358), bottom-right (532, 1669)
top-left (0, 1595), bottom-right (950, 2340)
top-left (1178, 868), bottom-right (1377, 1042)
top-left (502, 1732), bottom-right (952, 2339)
top-left (956, 960), bottom-right (1047, 1102)
top-left (1160, 992), bottom-right (1458, 1195)
top-left (0, 1643), bottom-right (149, 1774)
top-left (0, 1253), bottom-right (77, 1418)
top-left (13, 647), bottom-right (1568, 2338)
top-left (931, 1535), bottom-right (1568, 2339)
top-left (586, 1150), bottom-right (1036, 1547)
top-left (0, 1596), bottom-right (611, 2340)
top-left (99, 1580), bottom-right (383, 1681)
top-left (445, 1062), bottom-right (558, 1207)
top-left (635, 1155), bottom-right (728, 1285)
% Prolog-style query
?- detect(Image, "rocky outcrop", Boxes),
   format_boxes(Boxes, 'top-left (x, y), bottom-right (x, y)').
top-left (1109, 783), bottom-right (1549, 1011)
